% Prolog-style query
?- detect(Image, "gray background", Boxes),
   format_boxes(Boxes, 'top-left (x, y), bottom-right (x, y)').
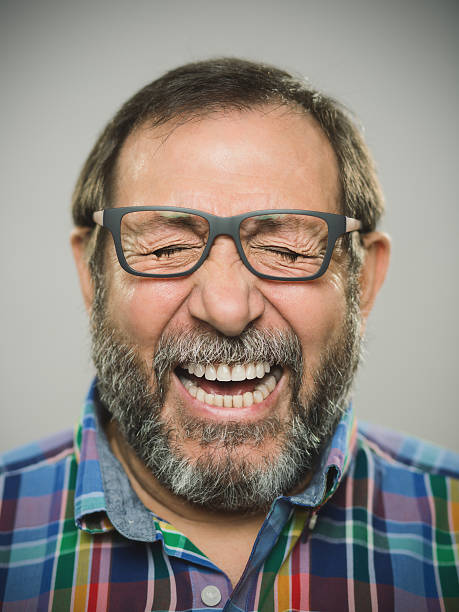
top-left (1, 0), bottom-right (458, 452)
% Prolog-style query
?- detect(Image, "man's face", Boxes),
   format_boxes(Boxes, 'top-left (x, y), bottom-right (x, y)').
top-left (91, 107), bottom-right (362, 511)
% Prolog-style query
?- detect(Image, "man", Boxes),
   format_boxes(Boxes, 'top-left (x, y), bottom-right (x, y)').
top-left (1, 58), bottom-right (458, 612)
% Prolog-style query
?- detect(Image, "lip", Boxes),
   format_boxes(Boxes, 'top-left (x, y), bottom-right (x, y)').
top-left (172, 367), bottom-right (287, 422)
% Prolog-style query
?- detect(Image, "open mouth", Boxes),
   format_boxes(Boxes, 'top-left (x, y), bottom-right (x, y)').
top-left (176, 362), bottom-right (283, 408)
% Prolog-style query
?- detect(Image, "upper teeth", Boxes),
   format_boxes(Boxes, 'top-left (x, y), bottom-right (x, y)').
top-left (185, 361), bottom-right (270, 382)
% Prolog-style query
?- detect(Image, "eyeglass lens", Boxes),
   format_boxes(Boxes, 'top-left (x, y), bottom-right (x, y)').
top-left (120, 210), bottom-right (328, 278)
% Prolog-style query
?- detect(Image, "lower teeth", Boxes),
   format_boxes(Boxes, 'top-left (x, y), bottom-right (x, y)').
top-left (179, 368), bottom-right (281, 408)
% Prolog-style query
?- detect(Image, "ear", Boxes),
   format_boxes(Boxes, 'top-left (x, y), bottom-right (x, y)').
top-left (358, 231), bottom-right (391, 330)
top-left (70, 227), bottom-right (95, 313)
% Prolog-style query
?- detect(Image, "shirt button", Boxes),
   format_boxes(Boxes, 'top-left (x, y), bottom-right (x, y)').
top-left (201, 585), bottom-right (222, 607)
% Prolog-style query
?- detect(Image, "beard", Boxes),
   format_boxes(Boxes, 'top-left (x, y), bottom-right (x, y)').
top-left (91, 274), bottom-right (362, 514)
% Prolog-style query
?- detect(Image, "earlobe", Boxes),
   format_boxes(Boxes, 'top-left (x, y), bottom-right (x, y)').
top-left (359, 231), bottom-right (391, 326)
top-left (70, 227), bottom-right (95, 313)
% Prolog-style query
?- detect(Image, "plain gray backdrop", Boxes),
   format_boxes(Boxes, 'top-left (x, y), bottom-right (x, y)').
top-left (1, 0), bottom-right (458, 452)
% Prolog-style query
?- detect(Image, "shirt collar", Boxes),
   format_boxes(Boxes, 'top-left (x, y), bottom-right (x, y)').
top-left (288, 405), bottom-right (357, 509)
top-left (75, 380), bottom-right (158, 540)
top-left (74, 380), bottom-right (113, 533)
top-left (74, 380), bottom-right (357, 535)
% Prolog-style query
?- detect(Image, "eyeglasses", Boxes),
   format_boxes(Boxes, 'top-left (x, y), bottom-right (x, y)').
top-left (92, 207), bottom-right (362, 281)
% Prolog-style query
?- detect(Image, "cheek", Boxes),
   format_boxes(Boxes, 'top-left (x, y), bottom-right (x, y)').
top-left (263, 272), bottom-right (347, 364)
top-left (107, 273), bottom-right (192, 352)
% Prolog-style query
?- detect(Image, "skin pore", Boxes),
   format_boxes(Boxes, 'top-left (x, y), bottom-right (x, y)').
top-left (71, 106), bottom-right (390, 586)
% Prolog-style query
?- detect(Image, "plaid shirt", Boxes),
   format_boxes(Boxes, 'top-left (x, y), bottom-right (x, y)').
top-left (1, 381), bottom-right (458, 611)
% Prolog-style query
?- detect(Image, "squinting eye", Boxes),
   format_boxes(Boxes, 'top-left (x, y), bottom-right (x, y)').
top-left (263, 247), bottom-right (300, 261)
top-left (151, 246), bottom-right (188, 258)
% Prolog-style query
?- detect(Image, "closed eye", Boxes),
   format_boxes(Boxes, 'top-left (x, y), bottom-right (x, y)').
top-left (263, 247), bottom-right (299, 261)
top-left (260, 246), bottom-right (322, 261)
top-left (149, 245), bottom-right (192, 258)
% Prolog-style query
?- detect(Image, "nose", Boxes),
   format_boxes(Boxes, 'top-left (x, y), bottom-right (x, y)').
top-left (187, 236), bottom-right (265, 336)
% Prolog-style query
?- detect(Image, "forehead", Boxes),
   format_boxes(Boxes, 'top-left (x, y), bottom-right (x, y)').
top-left (113, 106), bottom-right (341, 214)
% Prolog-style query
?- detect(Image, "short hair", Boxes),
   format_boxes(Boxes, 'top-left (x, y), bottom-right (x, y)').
top-left (72, 57), bottom-right (384, 272)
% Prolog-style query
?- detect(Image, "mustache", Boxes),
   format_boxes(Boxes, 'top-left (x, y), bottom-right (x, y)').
top-left (153, 326), bottom-right (304, 386)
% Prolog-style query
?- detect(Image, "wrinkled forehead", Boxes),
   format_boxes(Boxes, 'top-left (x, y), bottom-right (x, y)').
top-left (112, 107), bottom-right (342, 215)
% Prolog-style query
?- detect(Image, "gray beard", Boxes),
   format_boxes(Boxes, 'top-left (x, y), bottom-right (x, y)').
top-left (91, 278), bottom-right (362, 514)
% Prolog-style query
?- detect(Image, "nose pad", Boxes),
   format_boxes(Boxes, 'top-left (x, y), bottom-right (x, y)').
top-left (187, 237), bottom-right (265, 336)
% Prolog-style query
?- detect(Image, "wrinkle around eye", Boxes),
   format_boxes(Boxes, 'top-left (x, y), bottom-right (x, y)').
top-left (123, 234), bottom-right (206, 254)
top-left (246, 238), bottom-right (326, 258)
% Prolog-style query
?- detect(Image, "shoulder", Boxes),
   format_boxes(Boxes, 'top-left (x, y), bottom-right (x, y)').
top-left (1, 428), bottom-right (75, 473)
top-left (0, 430), bottom-right (81, 605)
top-left (0, 429), bottom-right (77, 545)
top-left (356, 420), bottom-right (459, 479)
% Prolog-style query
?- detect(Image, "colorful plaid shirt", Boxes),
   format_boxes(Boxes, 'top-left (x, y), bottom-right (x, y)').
top-left (1, 382), bottom-right (458, 611)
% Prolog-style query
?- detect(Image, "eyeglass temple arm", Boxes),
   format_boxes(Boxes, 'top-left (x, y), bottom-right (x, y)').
top-left (345, 217), bottom-right (362, 233)
top-left (93, 211), bottom-right (104, 226)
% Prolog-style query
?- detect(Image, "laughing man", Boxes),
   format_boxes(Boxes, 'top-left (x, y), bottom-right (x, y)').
top-left (1, 58), bottom-right (458, 611)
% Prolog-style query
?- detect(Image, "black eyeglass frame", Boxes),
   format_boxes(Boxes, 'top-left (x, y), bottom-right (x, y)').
top-left (93, 206), bottom-right (362, 282)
